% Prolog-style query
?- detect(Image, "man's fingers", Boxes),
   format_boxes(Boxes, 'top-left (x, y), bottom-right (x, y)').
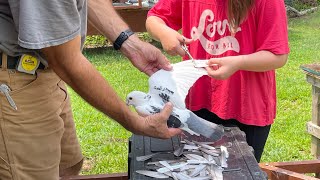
top-left (168, 128), bottom-right (182, 136)
top-left (158, 54), bottom-right (172, 71)
top-left (161, 102), bottom-right (173, 118)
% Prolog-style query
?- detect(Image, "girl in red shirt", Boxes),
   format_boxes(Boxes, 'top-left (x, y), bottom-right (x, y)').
top-left (146, 0), bottom-right (289, 162)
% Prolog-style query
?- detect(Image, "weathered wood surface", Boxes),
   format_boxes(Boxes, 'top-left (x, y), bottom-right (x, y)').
top-left (307, 121), bottom-right (320, 140)
top-left (259, 160), bottom-right (320, 180)
top-left (87, 1), bottom-right (152, 34)
top-left (128, 127), bottom-right (267, 180)
top-left (87, 7), bottom-right (149, 34)
top-left (301, 64), bottom-right (320, 79)
top-left (301, 64), bottom-right (320, 158)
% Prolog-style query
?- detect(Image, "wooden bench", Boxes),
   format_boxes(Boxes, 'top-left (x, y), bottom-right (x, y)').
top-left (87, 0), bottom-right (152, 35)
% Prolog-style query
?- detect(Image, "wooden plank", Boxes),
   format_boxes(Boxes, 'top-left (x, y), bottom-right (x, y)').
top-left (260, 160), bottom-right (320, 174)
top-left (311, 86), bottom-right (320, 127)
top-left (231, 127), bottom-right (266, 179)
top-left (301, 64), bottom-right (320, 77)
top-left (302, 66), bottom-right (320, 177)
top-left (306, 121), bottom-right (320, 140)
top-left (87, 8), bottom-right (149, 35)
top-left (306, 75), bottom-right (320, 89)
top-left (311, 85), bottom-right (320, 157)
top-left (259, 163), bottom-right (318, 180)
top-left (63, 173), bottom-right (128, 180)
top-left (87, 0), bottom-right (151, 35)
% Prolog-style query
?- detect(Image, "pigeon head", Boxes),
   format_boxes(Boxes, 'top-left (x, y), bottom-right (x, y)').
top-left (126, 91), bottom-right (148, 107)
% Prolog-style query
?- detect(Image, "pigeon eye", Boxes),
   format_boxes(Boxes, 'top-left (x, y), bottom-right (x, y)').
top-left (129, 97), bottom-right (133, 100)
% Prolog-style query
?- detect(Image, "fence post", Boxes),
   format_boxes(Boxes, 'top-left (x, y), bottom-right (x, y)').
top-left (301, 64), bottom-right (320, 177)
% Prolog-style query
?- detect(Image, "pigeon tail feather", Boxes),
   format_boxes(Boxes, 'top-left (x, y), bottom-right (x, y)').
top-left (185, 112), bottom-right (224, 141)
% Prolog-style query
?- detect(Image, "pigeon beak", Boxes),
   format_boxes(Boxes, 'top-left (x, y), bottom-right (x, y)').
top-left (126, 100), bottom-right (130, 106)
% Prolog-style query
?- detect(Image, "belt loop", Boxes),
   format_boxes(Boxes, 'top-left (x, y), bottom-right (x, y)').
top-left (1, 53), bottom-right (7, 71)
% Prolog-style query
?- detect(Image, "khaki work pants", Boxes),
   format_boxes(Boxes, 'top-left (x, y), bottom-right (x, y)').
top-left (0, 54), bottom-right (83, 180)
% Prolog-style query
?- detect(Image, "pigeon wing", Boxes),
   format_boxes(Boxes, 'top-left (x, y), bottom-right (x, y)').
top-left (148, 60), bottom-right (207, 109)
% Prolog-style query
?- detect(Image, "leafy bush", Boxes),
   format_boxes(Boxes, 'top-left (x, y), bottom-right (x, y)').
top-left (85, 35), bottom-right (109, 48)
top-left (292, 0), bottom-right (318, 11)
top-left (84, 33), bottom-right (154, 49)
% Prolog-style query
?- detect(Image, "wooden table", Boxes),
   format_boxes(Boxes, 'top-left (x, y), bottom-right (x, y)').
top-left (128, 127), bottom-right (266, 180)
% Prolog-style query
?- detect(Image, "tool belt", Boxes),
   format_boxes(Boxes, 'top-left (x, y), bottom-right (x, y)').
top-left (0, 52), bottom-right (45, 73)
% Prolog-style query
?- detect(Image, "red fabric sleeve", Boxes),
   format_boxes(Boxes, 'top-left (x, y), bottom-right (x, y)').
top-left (255, 0), bottom-right (290, 54)
top-left (147, 0), bottom-right (183, 31)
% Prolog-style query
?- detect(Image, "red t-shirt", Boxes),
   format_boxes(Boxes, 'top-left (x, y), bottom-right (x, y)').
top-left (148, 0), bottom-right (289, 126)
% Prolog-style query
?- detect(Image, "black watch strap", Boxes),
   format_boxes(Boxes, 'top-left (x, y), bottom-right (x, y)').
top-left (113, 29), bottom-right (134, 50)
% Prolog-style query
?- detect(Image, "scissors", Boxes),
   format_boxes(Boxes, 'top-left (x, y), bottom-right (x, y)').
top-left (181, 42), bottom-right (197, 67)
top-left (181, 41), bottom-right (216, 68)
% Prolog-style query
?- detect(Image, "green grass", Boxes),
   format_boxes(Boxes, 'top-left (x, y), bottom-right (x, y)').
top-left (263, 10), bottom-right (320, 163)
top-left (73, 10), bottom-right (320, 175)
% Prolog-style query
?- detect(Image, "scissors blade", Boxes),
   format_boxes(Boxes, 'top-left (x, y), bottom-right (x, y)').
top-left (181, 44), bottom-right (196, 66)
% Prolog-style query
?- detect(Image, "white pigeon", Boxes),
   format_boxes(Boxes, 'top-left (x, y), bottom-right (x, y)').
top-left (126, 60), bottom-right (224, 141)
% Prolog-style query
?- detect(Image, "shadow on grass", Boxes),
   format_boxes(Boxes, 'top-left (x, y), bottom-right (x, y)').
top-left (84, 46), bottom-right (121, 56)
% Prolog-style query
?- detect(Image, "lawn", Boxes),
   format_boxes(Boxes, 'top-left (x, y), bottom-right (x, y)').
top-left (70, 10), bottom-right (320, 175)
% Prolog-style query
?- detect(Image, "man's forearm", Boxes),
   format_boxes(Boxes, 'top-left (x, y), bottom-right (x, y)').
top-left (87, 0), bottom-right (129, 41)
top-left (42, 36), bottom-right (140, 132)
top-left (87, 0), bottom-right (173, 77)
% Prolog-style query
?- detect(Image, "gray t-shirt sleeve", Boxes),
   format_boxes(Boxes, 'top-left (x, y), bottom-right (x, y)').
top-left (14, 0), bottom-right (82, 49)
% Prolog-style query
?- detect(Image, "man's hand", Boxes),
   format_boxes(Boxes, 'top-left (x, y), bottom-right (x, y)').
top-left (135, 103), bottom-right (182, 139)
top-left (120, 35), bottom-right (173, 76)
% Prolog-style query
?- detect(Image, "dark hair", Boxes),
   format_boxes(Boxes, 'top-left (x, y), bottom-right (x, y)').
top-left (228, 0), bottom-right (254, 34)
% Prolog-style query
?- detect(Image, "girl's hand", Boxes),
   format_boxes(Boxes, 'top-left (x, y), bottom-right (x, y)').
top-left (205, 56), bottom-right (241, 80)
top-left (159, 27), bottom-right (193, 57)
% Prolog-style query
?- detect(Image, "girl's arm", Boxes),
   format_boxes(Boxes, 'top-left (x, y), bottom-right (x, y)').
top-left (206, 51), bottom-right (288, 79)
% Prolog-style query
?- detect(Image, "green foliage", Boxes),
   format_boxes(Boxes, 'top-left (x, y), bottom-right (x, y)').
top-left (292, 0), bottom-right (319, 11)
top-left (137, 32), bottom-right (154, 42)
top-left (84, 35), bottom-right (108, 48)
top-left (84, 33), bottom-right (154, 49)
top-left (73, 10), bottom-right (320, 175)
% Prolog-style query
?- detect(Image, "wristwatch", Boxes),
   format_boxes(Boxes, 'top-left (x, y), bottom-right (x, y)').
top-left (113, 29), bottom-right (134, 50)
